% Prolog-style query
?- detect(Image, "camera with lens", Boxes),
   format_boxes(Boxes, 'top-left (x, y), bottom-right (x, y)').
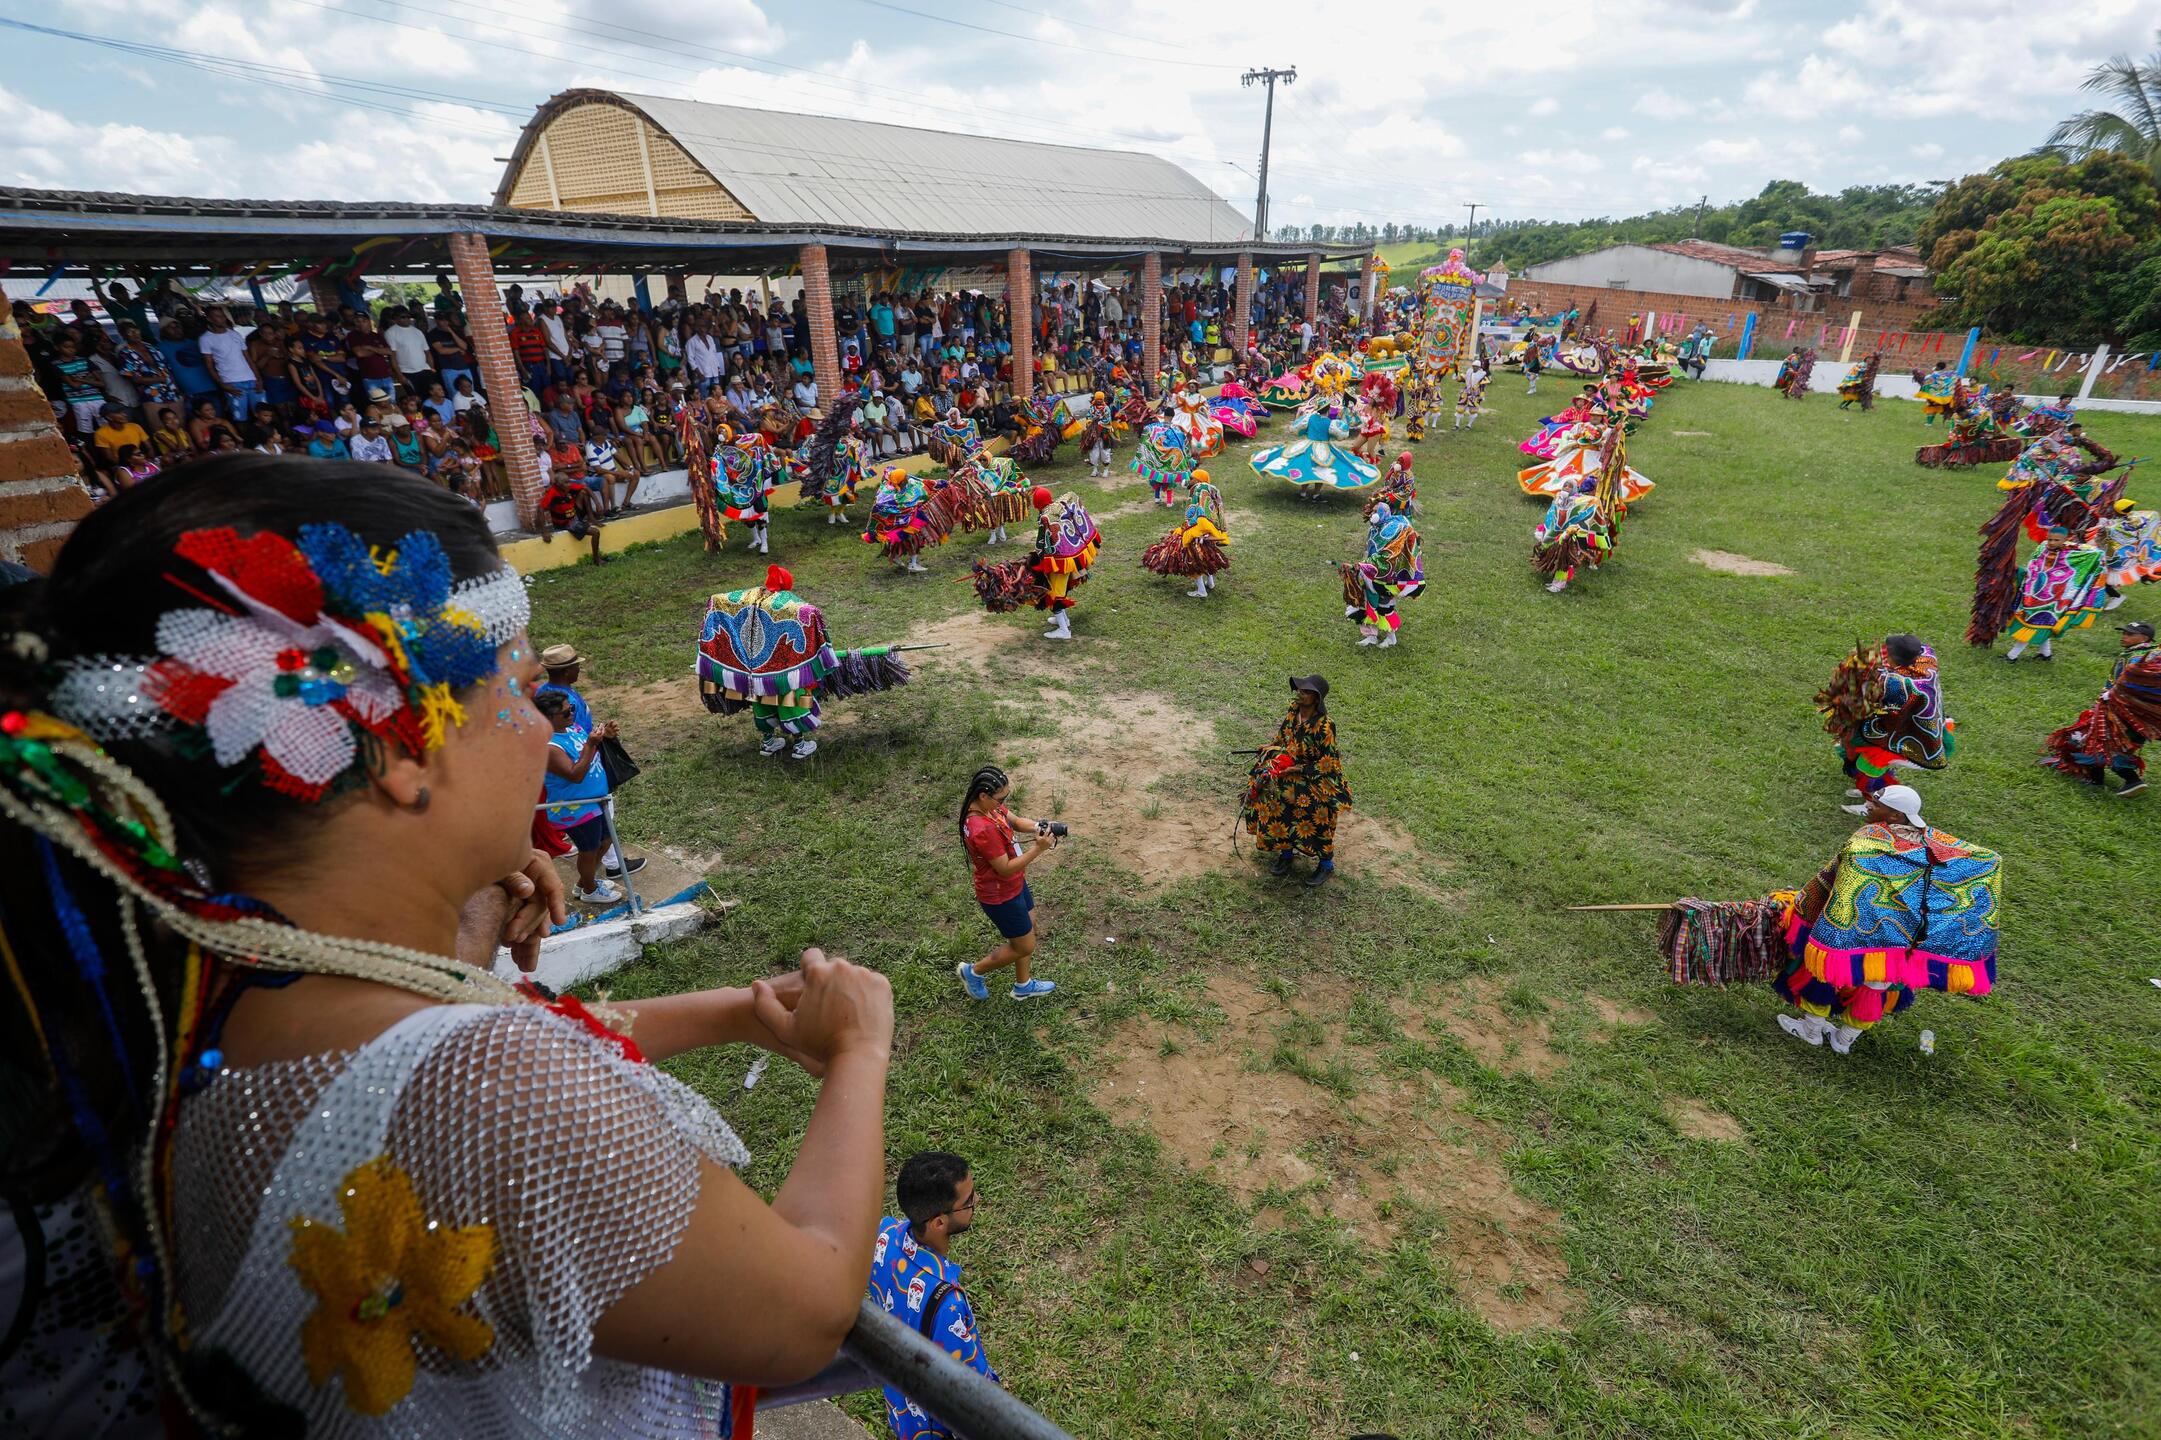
top-left (1036, 820), bottom-right (1069, 840)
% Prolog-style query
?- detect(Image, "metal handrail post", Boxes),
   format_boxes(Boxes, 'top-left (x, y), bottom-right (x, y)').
top-left (835, 1300), bottom-right (1076, 1440)
top-left (600, 794), bottom-right (642, 917)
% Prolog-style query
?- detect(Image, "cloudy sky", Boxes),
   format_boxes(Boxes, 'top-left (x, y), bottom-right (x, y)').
top-left (1, 0), bottom-right (2153, 233)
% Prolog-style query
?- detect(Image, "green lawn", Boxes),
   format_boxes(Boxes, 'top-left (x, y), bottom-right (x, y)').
top-left (530, 381), bottom-right (2161, 1439)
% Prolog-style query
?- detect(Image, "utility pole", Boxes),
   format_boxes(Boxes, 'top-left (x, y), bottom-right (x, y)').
top-left (1693, 194), bottom-right (1707, 237)
top-left (1241, 66), bottom-right (1296, 240)
top-left (1462, 201), bottom-right (1482, 243)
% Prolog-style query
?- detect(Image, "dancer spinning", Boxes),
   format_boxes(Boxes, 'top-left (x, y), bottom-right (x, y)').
top-left (1251, 402), bottom-right (1381, 498)
top-left (1969, 430), bottom-right (2126, 657)
top-left (1141, 468), bottom-right (1230, 599)
top-left (971, 487), bottom-right (1101, 642)
top-left (700, 564), bottom-right (915, 759)
top-left (1364, 452), bottom-right (1416, 520)
top-left (1771, 786), bottom-right (1999, 1053)
top-left (862, 466), bottom-right (937, 573)
top-left (1132, 421), bottom-right (1194, 506)
top-left (1082, 390), bottom-right (1116, 477)
top-left (1351, 395), bottom-right (1390, 464)
top-left (717, 426), bottom-right (779, 555)
top-left (1775, 348), bottom-right (1814, 400)
top-left (1913, 362), bottom-right (1959, 425)
top-left (799, 396), bottom-right (866, 527)
top-left (1241, 675), bottom-right (1351, 888)
top-left (1169, 378), bottom-right (1225, 459)
top-left (1517, 411), bottom-right (1653, 502)
top-left (928, 407), bottom-right (984, 467)
top-left (1837, 351), bottom-right (1882, 410)
top-left (1340, 500), bottom-right (1423, 647)
top-left (2041, 619), bottom-right (2159, 796)
top-left (1532, 427), bottom-right (1636, 593)
top-left (1816, 635), bottom-right (1954, 814)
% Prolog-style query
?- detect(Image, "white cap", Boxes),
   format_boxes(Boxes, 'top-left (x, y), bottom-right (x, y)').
top-left (1876, 785), bottom-right (1923, 825)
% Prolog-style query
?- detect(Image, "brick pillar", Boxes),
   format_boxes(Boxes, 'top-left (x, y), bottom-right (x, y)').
top-left (1006, 248), bottom-right (1034, 402)
top-left (1360, 252), bottom-right (1379, 327)
top-left (1231, 252), bottom-right (1254, 355)
top-left (0, 327), bottom-right (93, 572)
top-left (1140, 252), bottom-right (1163, 390)
top-left (1303, 255), bottom-right (1320, 321)
top-left (799, 242), bottom-right (842, 412)
top-left (448, 233), bottom-right (543, 529)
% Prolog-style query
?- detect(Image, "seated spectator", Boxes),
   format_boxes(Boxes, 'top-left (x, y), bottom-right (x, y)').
top-left (187, 398), bottom-right (242, 454)
top-left (304, 422), bottom-right (350, 461)
top-left (540, 453), bottom-right (605, 566)
top-left (149, 406), bottom-right (191, 463)
top-left (452, 374), bottom-right (483, 415)
top-left (348, 416), bottom-right (392, 464)
top-left (423, 379), bottom-right (457, 429)
top-left (90, 403), bottom-right (149, 468)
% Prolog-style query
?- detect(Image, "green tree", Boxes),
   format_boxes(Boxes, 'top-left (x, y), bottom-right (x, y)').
top-left (2044, 29), bottom-right (2161, 182)
top-left (1921, 151), bottom-right (2160, 342)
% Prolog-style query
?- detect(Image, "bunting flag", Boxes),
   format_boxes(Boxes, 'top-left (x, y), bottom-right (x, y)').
top-left (1725, 313), bottom-right (1735, 329)
top-left (1931, 332), bottom-right (1946, 353)
top-left (1985, 347), bottom-right (1999, 367)
top-left (2042, 350), bottom-right (2059, 371)
top-left (33, 263), bottom-right (67, 296)
top-left (2150, 351), bottom-right (2161, 370)
top-left (1896, 333), bottom-right (1908, 352)
top-left (1783, 319), bottom-right (1797, 338)
top-left (2016, 350), bottom-right (2039, 362)
top-left (1876, 330), bottom-right (1886, 348)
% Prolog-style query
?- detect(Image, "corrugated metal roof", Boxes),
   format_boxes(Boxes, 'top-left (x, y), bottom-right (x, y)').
top-left (614, 93), bottom-right (1255, 245)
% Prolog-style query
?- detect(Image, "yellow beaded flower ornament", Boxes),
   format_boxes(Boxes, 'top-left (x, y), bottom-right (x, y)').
top-left (288, 1156), bottom-right (497, 1415)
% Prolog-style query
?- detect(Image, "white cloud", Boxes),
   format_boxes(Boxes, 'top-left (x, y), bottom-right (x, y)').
top-left (1529, 96), bottom-right (1560, 117)
top-left (1699, 138), bottom-right (1763, 164)
top-left (1519, 147), bottom-right (1603, 174)
top-left (1601, 126), bottom-right (1632, 141)
top-left (1633, 87), bottom-right (1697, 119)
top-left (1837, 123), bottom-right (1864, 143)
top-left (1911, 141), bottom-right (1945, 160)
top-left (0, 83), bottom-right (232, 193)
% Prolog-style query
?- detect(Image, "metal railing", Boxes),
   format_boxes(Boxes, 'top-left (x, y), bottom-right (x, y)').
top-left (759, 1299), bottom-right (1076, 1440)
top-left (536, 793), bottom-right (643, 919)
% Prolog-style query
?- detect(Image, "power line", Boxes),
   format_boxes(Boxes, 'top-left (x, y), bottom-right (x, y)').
top-left (972, 0), bottom-right (1192, 53)
top-left (843, 0), bottom-right (1233, 70)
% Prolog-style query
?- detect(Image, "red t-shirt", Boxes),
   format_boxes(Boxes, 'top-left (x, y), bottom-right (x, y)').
top-left (964, 808), bottom-right (1025, 904)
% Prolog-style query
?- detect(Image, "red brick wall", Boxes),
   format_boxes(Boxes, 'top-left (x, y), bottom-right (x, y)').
top-left (1141, 253), bottom-right (1162, 384)
top-left (1501, 278), bottom-right (1942, 342)
top-left (800, 243), bottom-right (842, 409)
top-left (1007, 248), bottom-right (1034, 402)
top-left (448, 233), bottom-right (543, 527)
top-left (0, 333), bottom-right (91, 572)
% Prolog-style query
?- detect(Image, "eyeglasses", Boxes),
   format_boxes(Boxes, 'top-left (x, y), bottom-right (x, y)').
top-left (940, 1188), bottom-right (982, 1219)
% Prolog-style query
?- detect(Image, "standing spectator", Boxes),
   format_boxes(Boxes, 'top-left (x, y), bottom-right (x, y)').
top-left (109, 319), bottom-right (178, 422)
top-left (347, 310), bottom-right (398, 405)
top-left (428, 313), bottom-right (476, 394)
top-left (45, 330), bottom-right (107, 436)
top-left (536, 644), bottom-right (644, 881)
top-left (383, 305), bottom-right (435, 395)
top-left (295, 311), bottom-right (352, 410)
top-left (196, 306), bottom-right (263, 420)
top-left (536, 689), bottom-right (623, 904)
top-left (595, 305), bottom-right (630, 368)
top-left (430, 270), bottom-right (464, 325)
top-left (537, 296), bottom-right (575, 388)
top-left (152, 318), bottom-right (218, 414)
top-left (686, 318), bottom-right (725, 396)
top-left (868, 1152), bottom-right (1001, 1440)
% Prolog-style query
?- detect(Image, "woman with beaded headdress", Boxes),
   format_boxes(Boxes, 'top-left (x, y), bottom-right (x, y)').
top-left (0, 458), bottom-right (895, 1435)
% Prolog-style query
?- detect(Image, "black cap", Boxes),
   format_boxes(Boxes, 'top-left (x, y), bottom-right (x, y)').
top-left (1289, 674), bottom-right (1329, 701)
top-left (2122, 620), bottom-right (2155, 639)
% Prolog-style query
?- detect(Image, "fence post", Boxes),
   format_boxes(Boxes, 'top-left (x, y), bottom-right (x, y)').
top-left (1839, 310), bottom-right (1861, 363)
top-left (1953, 326), bottom-right (1980, 378)
top-left (2077, 345), bottom-right (2110, 401)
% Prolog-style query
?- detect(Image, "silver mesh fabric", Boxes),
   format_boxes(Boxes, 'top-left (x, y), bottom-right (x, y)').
top-left (172, 1005), bottom-right (750, 1437)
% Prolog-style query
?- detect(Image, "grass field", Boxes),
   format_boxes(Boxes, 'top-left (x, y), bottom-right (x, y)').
top-left (530, 379), bottom-right (2161, 1439)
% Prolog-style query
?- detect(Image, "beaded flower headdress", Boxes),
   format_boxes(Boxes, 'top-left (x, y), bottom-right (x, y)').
top-left (50, 524), bottom-right (530, 801)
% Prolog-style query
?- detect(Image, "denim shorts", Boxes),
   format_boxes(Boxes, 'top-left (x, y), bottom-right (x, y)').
top-left (979, 883), bottom-right (1035, 939)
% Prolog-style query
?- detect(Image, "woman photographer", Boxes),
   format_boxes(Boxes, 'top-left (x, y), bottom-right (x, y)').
top-left (956, 764), bottom-right (1059, 1001)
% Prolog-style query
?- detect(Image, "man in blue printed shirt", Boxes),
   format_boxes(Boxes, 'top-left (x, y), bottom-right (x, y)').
top-left (867, 1152), bottom-right (999, 1438)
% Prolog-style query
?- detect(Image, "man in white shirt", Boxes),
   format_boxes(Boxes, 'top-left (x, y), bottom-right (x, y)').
top-left (792, 376), bottom-right (819, 412)
top-left (685, 322), bottom-right (725, 396)
top-left (1104, 291), bottom-right (1124, 329)
top-left (383, 307), bottom-right (434, 392)
top-left (196, 307), bottom-right (262, 420)
top-left (900, 361), bottom-right (923, 396)
top-left (538, 298), bottom-right (573, 385)
top-left (348, 418), bottom-right (393, 463)
top-left (1298, 317), bottom-right (1315, 354)
top-left (595, 305), bottom-right (629, 367)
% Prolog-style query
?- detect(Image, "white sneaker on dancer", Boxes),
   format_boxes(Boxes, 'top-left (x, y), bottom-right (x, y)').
top-left (1827, 1024), bottom-right (1863, 1055)
top-left (1376, 629), bottom-right (1397, 649)
top-left (788, 738), bottom-right (818, 761)
top-left (1546, 577), bottom-right (1569, 593)
top-left (1044, 611), bottom-right (1072, 641)
top-left (759, 735), bottom-right (788, 757)
top-left (906, 556), bottom-right (927, 573)
top-left (1357, 625), bottom-right (1379, 646)
top-left (1187, 582), bottom-right (1209, 598)
top-left (1777, 1013), bottom-right (1833, 1046)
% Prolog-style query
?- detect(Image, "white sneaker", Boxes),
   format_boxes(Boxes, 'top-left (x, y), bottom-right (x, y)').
top-left (1777, 1013), bottom-right (1831, 1046)
top-left (788, 738), bottom-right (818, 761)
top-left (1187, 583), bottom-right (1209, 598)
top-left (1844, 787), bottom-right (1863, 799)
top-left (906, 557), bottom-right (927, 573)
top-left (1376, 630), bottom-right (1397, 648)
top-left (1356, 628), bottom-right (1379, 646)
top-left (2104, 591), bottom-right (2125, 611)
top-left (575, 880), bottom-right (623, 904)
top-left (826, 512), bottom-right (837, 525)
top-left (1827, 1025), bottom-right (1863, 1055)
top-left (1045, 615), bottom-right (1072, 640)
top-left (1546, 578), bottom-right (1568, 593)
top-left (1840, 802), bottom-right (1870, 816)
top-left (759, 736), bottom-right (788, 757)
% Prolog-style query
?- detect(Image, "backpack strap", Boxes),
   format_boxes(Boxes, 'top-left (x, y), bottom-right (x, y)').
top-left (917, 1280), bottom-right (958, 1339)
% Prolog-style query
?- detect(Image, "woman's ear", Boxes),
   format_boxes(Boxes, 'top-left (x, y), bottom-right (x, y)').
top-left (364, 741), bottom-right (435, 812)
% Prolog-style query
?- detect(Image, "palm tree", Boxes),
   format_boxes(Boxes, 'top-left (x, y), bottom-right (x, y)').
top-left (2045, 30), bottom-right (2161, 182)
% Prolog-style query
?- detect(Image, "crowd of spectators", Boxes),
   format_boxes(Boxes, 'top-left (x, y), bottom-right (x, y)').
top-left (15, 262), bottom-right (1361, 519)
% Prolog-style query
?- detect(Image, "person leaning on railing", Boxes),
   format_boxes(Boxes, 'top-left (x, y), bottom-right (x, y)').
top-left (0, 456), bottom-right (895, 1437)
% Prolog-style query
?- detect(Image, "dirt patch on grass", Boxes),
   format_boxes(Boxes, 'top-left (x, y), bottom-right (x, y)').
top-left (1690, 549), bottom-right (1795, 578)
top-left (1664, 1098), bottom-right (1746, 1143)
top-left (1407, 977), bottom-right (1562, 1078)
top-left (584, 677), bottom-right (712, 743)
top-left (1094, 973), bottom-right (1574, 1332)
top-left (903, 607), bottom-right (1042, 677)
top-left (1587, 994), bottom-right (1655, 1026)
top-left (999, 689), bottom-right (1451, 895)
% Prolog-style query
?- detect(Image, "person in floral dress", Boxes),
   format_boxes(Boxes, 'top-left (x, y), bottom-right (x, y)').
top-left (1242, 675), bottom-right (1352, 887)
